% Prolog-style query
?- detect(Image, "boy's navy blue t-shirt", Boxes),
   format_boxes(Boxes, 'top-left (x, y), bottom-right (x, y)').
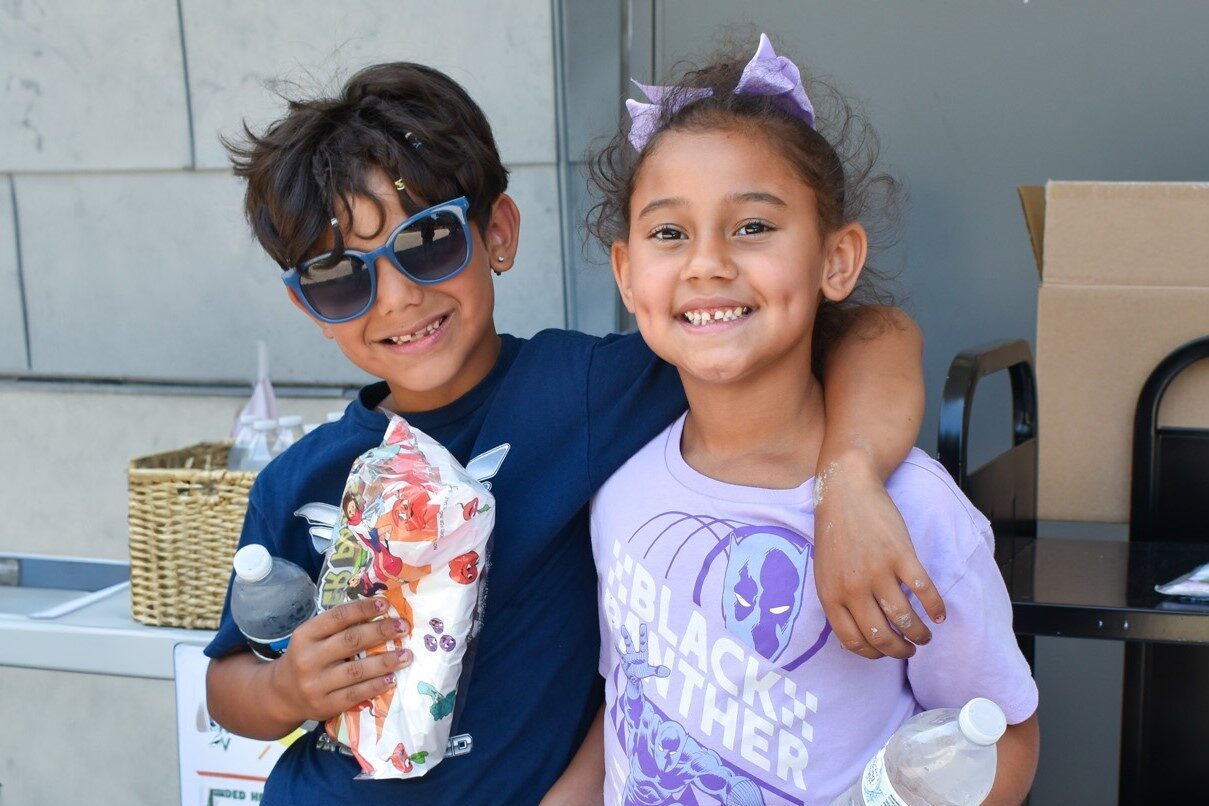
top-left (204, 329), bottom-right (685, 805)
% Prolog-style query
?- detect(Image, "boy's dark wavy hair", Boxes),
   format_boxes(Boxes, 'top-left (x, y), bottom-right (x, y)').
top-left (224, 62), bottom-right (509, 270)
top-left (587, 37), bottom-right (905, 361)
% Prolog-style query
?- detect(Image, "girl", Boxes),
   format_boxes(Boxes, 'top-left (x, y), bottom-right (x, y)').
top-left (583, 36), bottom-right (1039, 805)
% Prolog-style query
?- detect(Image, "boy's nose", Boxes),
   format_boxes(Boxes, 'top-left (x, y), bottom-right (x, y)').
top-left (373, 256), bottom-right (424, 312)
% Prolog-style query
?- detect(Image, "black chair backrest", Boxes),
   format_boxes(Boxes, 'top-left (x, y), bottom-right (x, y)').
top-left (938, 340), bottom-right (1038, 564)
top-left (1130, 335), bottom-right (1209, 543)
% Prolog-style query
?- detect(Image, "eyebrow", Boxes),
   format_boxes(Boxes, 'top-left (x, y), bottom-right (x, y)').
top-left (728, 191), bottom-right (787, 208)
top-left (635, 191), bottom-right (788, 220)
top-left (636, 196), bottom-right (686, 219)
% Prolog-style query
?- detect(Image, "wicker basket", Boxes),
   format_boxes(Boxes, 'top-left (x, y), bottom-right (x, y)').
top-left (128, 442), bottom-right (255, 629)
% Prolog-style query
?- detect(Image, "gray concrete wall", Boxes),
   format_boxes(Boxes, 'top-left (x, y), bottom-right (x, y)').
top-left (0, 0), bottom-right (567, 542)
top-left (0, 385), bottom-right (349, 560)
top-left (0, 4), bottom-right (567, 803)
top-left (0, 666), bottom-right (178, 806)
top-left (0, 0), bottom-right (565, 385)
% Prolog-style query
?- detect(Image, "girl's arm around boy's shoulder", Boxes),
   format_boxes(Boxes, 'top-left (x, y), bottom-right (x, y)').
top-left (813, 306), bottom-right (948, 661)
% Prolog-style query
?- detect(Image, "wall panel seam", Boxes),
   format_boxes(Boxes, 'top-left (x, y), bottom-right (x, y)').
top-left (175, 0), bottom-right (197, 169)
top-left (551, 0), bottom-right (573, 330)
top-left (9, 177), bottom-right (32, 370)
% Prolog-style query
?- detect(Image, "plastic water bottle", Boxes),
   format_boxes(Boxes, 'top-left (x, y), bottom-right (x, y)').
top-left (272, 415), bottom-right (305, 456)
top-left (227, 413), bottom-right (258, 470)
top-left (230, 545), bottom-right (318, 661)
top-left (239, 418), bottom-right (279, 472)
top-left (831, 698), bottom-right (1007, 806)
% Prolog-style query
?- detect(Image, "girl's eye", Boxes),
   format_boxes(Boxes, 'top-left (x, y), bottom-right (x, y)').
top-left (650, 225), bottom-right (685, 241)
top-left (736, 221), bottom-right (773, 236)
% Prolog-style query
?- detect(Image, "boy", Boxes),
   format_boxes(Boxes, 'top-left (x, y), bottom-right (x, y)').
top-left (205, 62), bottom-right (937, 804)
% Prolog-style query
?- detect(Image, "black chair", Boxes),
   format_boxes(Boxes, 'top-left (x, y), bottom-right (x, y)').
top-left (1120, 335), bottom-right (1209, 804)
top-left (937, 339), bottom-right (1038, 668)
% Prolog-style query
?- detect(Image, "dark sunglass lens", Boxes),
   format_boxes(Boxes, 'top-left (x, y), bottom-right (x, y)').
top-left (394, 210), bottom-right (467, 282)
top-left (299, 256), bottom-right (373, 320)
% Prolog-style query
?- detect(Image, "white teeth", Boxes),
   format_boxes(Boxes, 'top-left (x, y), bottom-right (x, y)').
top-left (387, 317), bottom-right (444, 344)
top-left (680, 307), bottom-right (750, 326)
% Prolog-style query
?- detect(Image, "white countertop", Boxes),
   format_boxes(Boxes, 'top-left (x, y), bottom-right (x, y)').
top-left (0, 583), bottom-right (214, 679)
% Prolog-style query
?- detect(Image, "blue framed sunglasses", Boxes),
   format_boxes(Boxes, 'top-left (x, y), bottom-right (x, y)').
top-left (282, 196), bottom-right (472, 323)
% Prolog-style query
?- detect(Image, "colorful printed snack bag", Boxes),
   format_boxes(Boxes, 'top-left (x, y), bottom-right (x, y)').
top-left (316, 415), bottom-right (494, 779)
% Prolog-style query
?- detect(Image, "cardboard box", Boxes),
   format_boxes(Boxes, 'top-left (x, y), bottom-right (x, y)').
top-left (1019, 182), bottom-right (1209, 523)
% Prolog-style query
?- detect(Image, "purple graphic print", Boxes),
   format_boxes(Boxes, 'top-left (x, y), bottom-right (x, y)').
top-left (628, 514), bottom-right (831, 670)
top-left (719, 526), bottom-right (808, 662)
top-left (615, 624), bottom-right (765, 806)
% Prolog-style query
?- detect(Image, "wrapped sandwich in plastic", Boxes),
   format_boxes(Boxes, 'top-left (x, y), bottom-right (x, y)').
top-left (316, 415), bottom-right (494, 779)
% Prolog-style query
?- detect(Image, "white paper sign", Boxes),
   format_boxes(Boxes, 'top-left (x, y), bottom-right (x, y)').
top-left (174, 644), bottom-right (306, 805)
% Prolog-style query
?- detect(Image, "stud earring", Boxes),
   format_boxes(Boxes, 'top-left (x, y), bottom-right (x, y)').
top-left (496, 255), bottom-right (506, 263)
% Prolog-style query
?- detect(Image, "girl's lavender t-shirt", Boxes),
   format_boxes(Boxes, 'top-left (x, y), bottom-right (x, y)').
top-left (590, 414), bottom-right (1038, 806)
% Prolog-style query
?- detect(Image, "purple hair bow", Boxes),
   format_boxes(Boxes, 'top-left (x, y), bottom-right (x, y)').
top-left (625, 33), bottom-right (815, 151)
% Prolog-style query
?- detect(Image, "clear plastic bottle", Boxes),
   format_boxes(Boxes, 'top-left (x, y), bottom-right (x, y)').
top-left (227, 413), bottom-right (258, 470)
top-left (239, 418), bottom-right (279, 472)
top-left (230, 545), bottom-right (318, 661)
top-left (831, 698), bottom-right (1007, 806)
top-left (273, 415), bottom-right (305, 457)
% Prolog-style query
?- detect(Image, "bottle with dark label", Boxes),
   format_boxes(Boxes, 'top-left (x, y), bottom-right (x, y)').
top-left (231, 544), bottom-right (318, 661)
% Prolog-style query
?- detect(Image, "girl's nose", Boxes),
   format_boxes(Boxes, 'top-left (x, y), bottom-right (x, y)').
top-left (373, 255), bottom-right (424, 313)
top-left (681, 233), bottom-right (737, 282)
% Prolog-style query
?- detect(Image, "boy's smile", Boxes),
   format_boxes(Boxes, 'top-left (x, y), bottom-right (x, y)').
top-left (293, 169), bottom-right (519, 412)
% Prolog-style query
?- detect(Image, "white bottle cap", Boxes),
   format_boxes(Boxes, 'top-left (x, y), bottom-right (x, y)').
top-left (233, 544), bottom-right (272, 582)
top-left (959, 698), bottom-right (1007, 746)
top-left (326, 411), bottom-right (344, 423)
top-left (253, 418), bottom-right (278, 431)
top-left (279, 415), bottom-right (304, 427)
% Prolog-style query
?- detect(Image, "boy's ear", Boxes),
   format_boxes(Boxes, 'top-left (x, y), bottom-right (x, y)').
top-left (286, 288), bottom-right (335, 339)
top-left (484, 193), bottom-right (521, 274)
top-left (611, 240), bottom-right (636, 313)
top-left (821, 222), bottom-right (868, 302)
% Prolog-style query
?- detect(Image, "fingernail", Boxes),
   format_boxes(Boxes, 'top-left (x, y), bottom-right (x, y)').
top-left (935, 613), bottom-right (946, 623)
top-left (375, 598), bottom-right (387, 612)
top-left (397, 648), bottom-right (413, 663)
top-left (394, 619), bottom-right (409, 633)
top-left (383, 673), bottom-right (395, 685)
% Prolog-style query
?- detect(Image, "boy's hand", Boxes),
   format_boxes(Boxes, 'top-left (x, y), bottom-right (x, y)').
top-left (267, 597), bottom-right (413, 723)
top-left (814, 455), bottom-right (946, 660)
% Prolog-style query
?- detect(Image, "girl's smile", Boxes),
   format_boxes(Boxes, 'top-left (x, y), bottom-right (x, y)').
top-left (613, 127), bottom-right (862, 390)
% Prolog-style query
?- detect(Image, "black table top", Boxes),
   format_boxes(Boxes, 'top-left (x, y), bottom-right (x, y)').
top-left (999, 536), bottom-right (1209, 644)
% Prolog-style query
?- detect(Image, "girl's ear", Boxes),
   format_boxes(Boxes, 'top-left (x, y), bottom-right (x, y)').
top-left (821, 222), bottom-right (868, 302)
top-left (485, 193), bottom-right (522, 273)
top-left (611, 240), bottom-right (636, 313)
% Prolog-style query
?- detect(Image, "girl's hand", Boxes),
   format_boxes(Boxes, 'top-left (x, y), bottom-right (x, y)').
top-left (266, 597), bottom-right (413, 724)
top-left (813, 453), bottom-right (946, 660)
